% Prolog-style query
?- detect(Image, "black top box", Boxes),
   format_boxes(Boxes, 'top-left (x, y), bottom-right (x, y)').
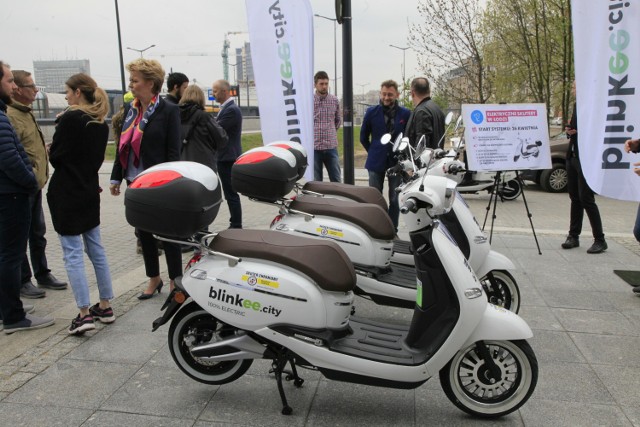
top-left (232, 146), bottom-right (299, 202)
top-left (125, 161), bottom-right (222, 238)
top-left (266, 140), bottom-right (308, 180)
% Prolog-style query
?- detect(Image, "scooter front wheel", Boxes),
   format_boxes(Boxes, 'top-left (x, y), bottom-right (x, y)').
top-left (480, 270), bottom-right (520, 313)
top-left (440, 340), bottom-right (538, 418)
top-left (168, 301), bottom-right (253, 385)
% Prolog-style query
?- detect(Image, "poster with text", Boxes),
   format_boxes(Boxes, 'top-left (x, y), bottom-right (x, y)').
top-left (462, 104), bottom-right (551, 172)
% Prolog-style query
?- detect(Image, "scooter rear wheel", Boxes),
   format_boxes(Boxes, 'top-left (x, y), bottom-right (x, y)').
top-left (440, 340), bottom-right (538, 418)
top-left (481, 270), bottom-right (521, 313)
top-left (168, 301), bottom-right (253, 385)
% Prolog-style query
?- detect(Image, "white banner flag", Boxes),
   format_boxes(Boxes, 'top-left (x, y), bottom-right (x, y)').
top-left (245, 0), bottom-right (314, 180)
top-left (571, 0), bottom-right (640, 201)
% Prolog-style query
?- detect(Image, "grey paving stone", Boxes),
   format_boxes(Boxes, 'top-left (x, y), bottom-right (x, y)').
top-left (533, 362), bottom-right (615, 404)
top-left (0, 402), bottom-right (92, 426)
top-left (621, 405), bottom-right (640, 427)
top-left (111, 297), bottom-right (167, 332)
top-left (570, 333), bottom-right (640, 366)
top-left (552, 308), bottom-right (639, 336)
top-left (3, 359), bottom-right (138, 409)
top-left (64, 326), bottom-right (167, 365)
top-left (200, 374), bottom-right (318, 425)
top-left (0, 371), bottom-right (36, 393)
top-left (306, 379), bottom-right (414, 426)
top-left (83, 410), bottom-right (193, 427)
top-left (519, 399), bottom-right (632, 427)
top-left (518, 305), bottom-right (563, 331)
top-left (100, 364), bottom-right (216, 419)
top-left (539, 289), bottom-right (616, 311)
top-left (527, 330), bottom-right (586, 363)
top-left (592, 365), bottom-right (640, 407)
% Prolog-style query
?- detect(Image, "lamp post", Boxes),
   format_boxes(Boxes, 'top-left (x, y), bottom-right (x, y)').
top-left (314, 14), bottom-right (338, 96)
top-left (357, 82), bottom-right (368, 116)
top-left (126, 44), bottom-right (156, 58)
top-left (389, 44), bottom-right (409, 95)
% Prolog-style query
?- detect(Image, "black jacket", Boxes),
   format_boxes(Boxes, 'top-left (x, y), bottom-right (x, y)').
top-left (179, 103), bottom-right (228, 171)
top-left (47, 110), bottom-right (109, 235)
top-left (111, 98), bottom-right (181, 182)
top-left (405, 97), bottom-right (446, 149)
top-left (0, 100), bottom-right (37, 195)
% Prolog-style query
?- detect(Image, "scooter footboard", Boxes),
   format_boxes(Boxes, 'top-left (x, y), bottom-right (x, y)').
top-left (463, 304), bottom-right (532, 347)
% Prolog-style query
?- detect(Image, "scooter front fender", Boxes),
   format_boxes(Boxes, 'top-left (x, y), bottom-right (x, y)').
top-left (476, 250), bottom-right (516, 279)
top-left (463, 304), bottom-right (532, 347)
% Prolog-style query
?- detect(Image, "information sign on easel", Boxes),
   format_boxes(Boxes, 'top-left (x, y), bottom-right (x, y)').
top-left (462, 104), bottom-right (551, 172)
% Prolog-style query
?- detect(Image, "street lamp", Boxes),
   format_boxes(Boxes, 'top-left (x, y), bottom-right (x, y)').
top-left (126, 44), bottom-right (156, 58)
top-left (314, 14), bottom-right (338, 96)
top-left (389, 44), bottom-right (409, 95)
top-left (357, 82), bottom-right (368, 116)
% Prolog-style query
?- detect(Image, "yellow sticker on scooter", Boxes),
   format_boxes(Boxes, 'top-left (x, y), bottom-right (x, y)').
top-left (416, 278), bottom-right (423, 308)
top-left (241, 274), bottom-right (280, 289)
top-left (316, 226), bottom-right (344, 238)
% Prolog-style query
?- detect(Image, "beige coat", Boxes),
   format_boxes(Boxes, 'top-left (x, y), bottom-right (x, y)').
top-left (7, 101), bottom-right (49, 189)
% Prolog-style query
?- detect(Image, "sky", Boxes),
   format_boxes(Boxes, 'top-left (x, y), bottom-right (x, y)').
top-left (0, 0), bottom-right (424, 98)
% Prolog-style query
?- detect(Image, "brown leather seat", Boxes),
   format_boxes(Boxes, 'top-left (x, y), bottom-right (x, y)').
top-left (289, 195), bottom-right (395, 241)
top-left (302, 181), bottom-right (388, 211)
top-left (210, 229), bottom-right (355, 293)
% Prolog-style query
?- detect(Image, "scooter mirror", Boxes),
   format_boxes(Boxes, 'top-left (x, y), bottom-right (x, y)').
top-left (455, 115), bottom-right (463, 130)
top-left (398, 137), bottom-right (410, 152)
top-left (380, 133), bottom-right (392, 145)
top-left (444, 112), bottom-right (454, 126)
top-left (392, 133), bottom-right (404, 152)
top-left (415, 135), bottom-right (427, 158)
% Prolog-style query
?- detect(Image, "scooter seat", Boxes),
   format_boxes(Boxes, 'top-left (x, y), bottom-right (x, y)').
top-left (210, 229), bottom-right (356, 293)
top-left (290, 195), bottom-right (395, 241)
top-left (302, 181), bottom-right (388, 211)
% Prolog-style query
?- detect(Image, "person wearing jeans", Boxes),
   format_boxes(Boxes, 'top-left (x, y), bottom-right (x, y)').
top-left (48, 73), bottom-right (116, 334)
top-left (313, 71), bottom-right (342, 182)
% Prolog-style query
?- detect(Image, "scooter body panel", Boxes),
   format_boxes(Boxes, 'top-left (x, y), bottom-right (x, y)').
top-left (476, 250), bottom-right (517, 279)
top-left (183, 256), bottom-right (353, 331)
top-left (271, 214), bottom-right (393, 267)
top-left (463, 304), bottom-right (533, 348)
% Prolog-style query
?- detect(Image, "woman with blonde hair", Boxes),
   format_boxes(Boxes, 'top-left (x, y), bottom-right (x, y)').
top-left (179, 84), bottom-right (227, 170)
top-left (47, 73), bottom-right (116, 334)
top-left (109, 58), bottom-right (182, 299)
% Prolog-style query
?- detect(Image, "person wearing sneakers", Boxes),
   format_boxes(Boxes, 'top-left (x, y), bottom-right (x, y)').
top-left (47, 73), bottom-right (116, 334)
top-left (7, 70), bottom-right (68, 299)
top-left (0, 60), bottom-right (55, 334)
top-left (561, 81), bottom-right (607, 254)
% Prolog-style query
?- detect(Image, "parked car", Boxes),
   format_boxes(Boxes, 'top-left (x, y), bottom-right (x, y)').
top-left (519, 132), bottom-right (569, 192)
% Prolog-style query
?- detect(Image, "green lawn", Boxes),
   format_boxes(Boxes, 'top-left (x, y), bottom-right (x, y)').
top-left (106, 127), bottom-right (368, 167)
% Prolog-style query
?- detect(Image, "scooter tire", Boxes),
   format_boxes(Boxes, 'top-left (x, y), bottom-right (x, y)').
top-left (168, 301), bottom-right (253, 385)
top-left (440, 340), bottom-right (538, 418)
top-left (498, 179), bottom-right (522, 201)
top-left (481, 270), bottom-right (521, 313)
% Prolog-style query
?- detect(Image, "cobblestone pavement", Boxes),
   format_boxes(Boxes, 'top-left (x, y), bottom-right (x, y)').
top-left (1, 163), bottom-right (639, 426)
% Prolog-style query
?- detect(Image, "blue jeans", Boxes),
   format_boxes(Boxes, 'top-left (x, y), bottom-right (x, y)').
top-left (314, 149), bottom-right (342, 182)
top-left (368, 170), bottom-right (401, 230)
top-left (59, 226), bottom-right (114, 309)
top-left (217, 160), bottom-right (243, 228)
top-left (634, 204), bottom-right (640, 243)
top-left (0, 193), bottom-right (31, 324)
top-left (21, 189), bottom-right (50, 282)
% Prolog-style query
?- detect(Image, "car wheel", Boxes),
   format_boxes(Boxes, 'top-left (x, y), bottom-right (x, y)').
top-left (540, 163), bottom-right (567, 192)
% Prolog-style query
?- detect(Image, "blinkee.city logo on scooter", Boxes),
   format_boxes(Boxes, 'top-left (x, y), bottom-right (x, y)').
top-left (209, 286), bottom-right (282, 317)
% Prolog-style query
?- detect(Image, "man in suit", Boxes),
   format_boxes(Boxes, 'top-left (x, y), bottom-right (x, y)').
top-left (360, 79), bottom-right (411, 230)
top-left (404, 77), bottom-right (445, 150)
top-left (212, 79), bottom-right (243, 228)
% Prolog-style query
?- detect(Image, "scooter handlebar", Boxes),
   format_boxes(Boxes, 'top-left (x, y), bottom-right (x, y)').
top-left (400, 198), bottom-right (418, 214)
top-left (447, 163), bottom-right (465, 174)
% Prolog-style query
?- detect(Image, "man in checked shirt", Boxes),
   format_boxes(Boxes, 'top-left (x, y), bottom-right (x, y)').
top-left (313, 71), bottom-right (342, 182)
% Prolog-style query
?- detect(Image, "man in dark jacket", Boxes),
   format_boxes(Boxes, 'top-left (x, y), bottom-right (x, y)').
top-left (0, 61), bottom-right (55, 334)
top-left (213, 79), bottom-right (243, 229)
top-left (404, 77), bottom-right (445, 150)
top-left (165, 72), bottom-right (189, 104)
top-left (8, 70), bottom-right (67, 298)
top-left (360, 80), bottom-right (410, 230)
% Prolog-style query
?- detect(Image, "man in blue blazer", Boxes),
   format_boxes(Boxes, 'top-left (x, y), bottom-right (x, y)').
top-left (213, 79), bottom-right (243, 228)
top-left (360, 80), bottom-right (410, 230)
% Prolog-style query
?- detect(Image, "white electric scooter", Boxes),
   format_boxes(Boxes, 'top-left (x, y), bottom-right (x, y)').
top-left (132, 163), bottom-right (538, 418)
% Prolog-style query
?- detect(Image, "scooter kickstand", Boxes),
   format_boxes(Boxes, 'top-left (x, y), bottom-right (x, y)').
top-left (271, 356), bottom-right (293, 415)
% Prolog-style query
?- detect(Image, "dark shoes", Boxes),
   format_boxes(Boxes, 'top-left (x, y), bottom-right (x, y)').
top-left (587, 240), bottom-right (608, 254)
top-left (37, 273), bottom-right (68, 290)
top-left (20, 280), bottom-right (46, 299)
top-left (68, 314), bottom-right (95, 335)
top-left (561, 235), bottom-right (579, 249)
top-left (4, 313), bottom-right (55, 335)
top-left (89, 303), bottom-right (116, 323)
top-left (633, 285), bottom-right (640, 295)
top-left (138, 281), bottom-right (164, 300)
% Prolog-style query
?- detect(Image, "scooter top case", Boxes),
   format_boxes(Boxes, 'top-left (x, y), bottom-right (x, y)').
top-left (301, 181), bottom-right (388, 212)
top-left (124, 161), bottom-right (222, 239)
top-left (232, 146), bottom-right (299, 202)
top-left (266, 140), bottom-right (307, 180)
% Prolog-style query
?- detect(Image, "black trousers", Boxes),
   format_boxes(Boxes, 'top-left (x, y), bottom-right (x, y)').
top-left (566, 156), bottom-right (604, 240)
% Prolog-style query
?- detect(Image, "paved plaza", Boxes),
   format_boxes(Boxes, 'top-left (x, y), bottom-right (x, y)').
top-left (1, 162), bottom-right (640, 426)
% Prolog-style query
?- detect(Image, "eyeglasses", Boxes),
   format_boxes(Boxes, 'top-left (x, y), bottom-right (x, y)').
top-left (19, 84), bottom-right (38, 90)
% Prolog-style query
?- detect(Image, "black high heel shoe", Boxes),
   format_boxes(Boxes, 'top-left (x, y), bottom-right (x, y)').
top-left (138, 281), bottom-right (163, 300)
